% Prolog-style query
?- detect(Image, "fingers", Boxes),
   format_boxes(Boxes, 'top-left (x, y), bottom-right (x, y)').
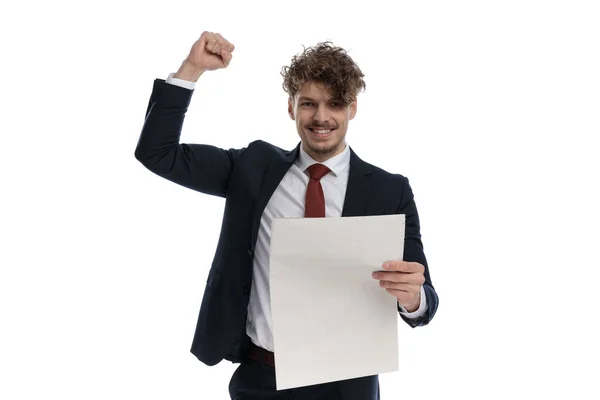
top-left (215, 33), bottom-right (235, 52)
top-left (375, 262), bottom-right (423, 309)
top-left (372, 270), bottom-right (425, 285)
top-left (221, 50), bottom-right (233, 67)
top-left (378, 281), bottom-right (418, 292)
top-left (201, 31), bottom-right (235, 55)
top-left (382, 260), bottom-right (424, 274)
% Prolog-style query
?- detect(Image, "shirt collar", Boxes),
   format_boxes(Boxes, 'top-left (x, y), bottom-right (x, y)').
top-left (296, 142), bottom-right (351, 177)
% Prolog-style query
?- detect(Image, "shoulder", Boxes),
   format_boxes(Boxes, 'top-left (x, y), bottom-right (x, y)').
top-left (349, 149), bottom-right (414, 206)
top-left (246, 140), bottom-right (290, 154)
top-left (232, 140), bottom-right (296, 171)
top-left (236, 139), bottom-right (297, 162)
top-left (351, 148), bottom-right (408, 185)
top-left (372, 163), bottom-right (407, 183)
top-left (372, 163), bottom-right (410, 198)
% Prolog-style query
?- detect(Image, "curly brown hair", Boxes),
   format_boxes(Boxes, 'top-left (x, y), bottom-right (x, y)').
top-left (281, 41), bottom-right (366, 106)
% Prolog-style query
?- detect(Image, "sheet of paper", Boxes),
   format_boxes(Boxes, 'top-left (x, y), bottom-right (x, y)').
top-left (269, 214), bottom-right (405, 390)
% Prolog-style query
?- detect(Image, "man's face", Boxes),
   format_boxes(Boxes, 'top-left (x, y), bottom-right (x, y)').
top-left (288, 81), bottom-right (357, 162)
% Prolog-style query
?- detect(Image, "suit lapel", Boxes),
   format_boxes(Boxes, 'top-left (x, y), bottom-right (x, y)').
top-left (250, 144), bottom-right (372, 248)
top-left (250, 144), bottom-right (300, 249)
top-left (342, 148), bottom-right (372, 217)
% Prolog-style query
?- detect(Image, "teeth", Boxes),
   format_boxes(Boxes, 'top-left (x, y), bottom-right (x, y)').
top-left (313, 129), bottom-right (332, 134)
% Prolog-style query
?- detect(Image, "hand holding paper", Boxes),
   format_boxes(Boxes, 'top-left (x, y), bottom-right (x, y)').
top-left (373, 261), bottom-right (425, 312)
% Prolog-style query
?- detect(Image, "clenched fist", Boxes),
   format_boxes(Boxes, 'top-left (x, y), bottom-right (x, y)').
top-left (174, 31), bottom-right (235, 81)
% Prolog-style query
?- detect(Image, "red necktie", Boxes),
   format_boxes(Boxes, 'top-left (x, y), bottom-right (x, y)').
top-left (305, 164), bottom-right (331, 218)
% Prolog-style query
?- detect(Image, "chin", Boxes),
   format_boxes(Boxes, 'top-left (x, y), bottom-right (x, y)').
top-left (307, 141), bottom-right (341, 156)
top-left (301, 132), bottom-right (345, 158)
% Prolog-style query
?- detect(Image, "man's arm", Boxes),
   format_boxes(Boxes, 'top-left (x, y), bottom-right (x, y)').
top-left (398, 177), bottom-right (439, 327)
top-left (134, 31), bottom-right (240, 197)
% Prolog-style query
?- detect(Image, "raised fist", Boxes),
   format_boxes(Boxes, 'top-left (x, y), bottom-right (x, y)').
top-left (185, 31), bottom-right (235, 72)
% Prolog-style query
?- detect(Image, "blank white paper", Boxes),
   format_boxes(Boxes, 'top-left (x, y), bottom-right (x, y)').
top-left (269, 214), bottom-right (405, 390)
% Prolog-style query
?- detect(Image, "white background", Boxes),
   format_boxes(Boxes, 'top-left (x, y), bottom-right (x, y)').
top-left (1, 0), bottom-right (599, 399)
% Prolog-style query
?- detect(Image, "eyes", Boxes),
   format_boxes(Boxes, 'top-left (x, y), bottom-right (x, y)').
top-left (300, 102), bottom-right (344, 108)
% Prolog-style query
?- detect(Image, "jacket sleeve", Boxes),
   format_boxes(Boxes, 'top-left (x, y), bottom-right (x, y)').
top-left (397, 176), bottom-right (439, 327)
top-left (134, 79), bottom-right (244, 198)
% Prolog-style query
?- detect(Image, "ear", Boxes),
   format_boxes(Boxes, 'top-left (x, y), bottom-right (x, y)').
top-left (349, 98), bottom-right (358, 120)
top-left (288, 97), bottom-right (295, 120)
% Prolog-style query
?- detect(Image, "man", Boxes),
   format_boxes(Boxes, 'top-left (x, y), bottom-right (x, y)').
top-left (135, 31), bottom-right (438, 400)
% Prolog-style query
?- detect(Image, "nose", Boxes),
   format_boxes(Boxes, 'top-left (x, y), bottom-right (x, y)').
top-left (313, 104), bottom-right (331, 125)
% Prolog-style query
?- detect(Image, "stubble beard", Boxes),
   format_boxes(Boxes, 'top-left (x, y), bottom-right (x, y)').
top-left (305, 136), bottom-right (344, 159)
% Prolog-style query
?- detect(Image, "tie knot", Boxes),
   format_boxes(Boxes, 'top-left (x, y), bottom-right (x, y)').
top-left (307, 163), bottom-right (331, 181)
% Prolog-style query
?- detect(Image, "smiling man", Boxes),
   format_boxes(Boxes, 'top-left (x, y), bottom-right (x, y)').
top-left (289, 81), bottom-right (356, 161)
top-left (135, 31), bottom-right (439, 400)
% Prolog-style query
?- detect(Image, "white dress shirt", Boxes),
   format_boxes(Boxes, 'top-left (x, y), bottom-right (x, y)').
top-left (165, 73), bottom-right (427, 352)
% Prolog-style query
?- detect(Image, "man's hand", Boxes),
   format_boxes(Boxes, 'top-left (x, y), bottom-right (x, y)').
top-left (372, 261), bottom-right (425, 312)
top-left (174, 31), bottom-right (235, 82)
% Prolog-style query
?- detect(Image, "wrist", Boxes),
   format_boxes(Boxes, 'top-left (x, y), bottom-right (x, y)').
top-left (173, 60), bottom-right (205, 82)
top-left (404, 303), bottom-right (419, 313)
top-left (401, 297), bottom-right (420, 313)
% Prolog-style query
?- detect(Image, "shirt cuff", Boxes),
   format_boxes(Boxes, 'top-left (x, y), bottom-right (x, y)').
top-left (398, 286), bottom-right (427, 319)
top-left (166, 72), bottom-right (196, 90)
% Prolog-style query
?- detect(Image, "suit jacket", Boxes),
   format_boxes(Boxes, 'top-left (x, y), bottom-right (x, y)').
top-left (135, 79), bottom-right (439, 368)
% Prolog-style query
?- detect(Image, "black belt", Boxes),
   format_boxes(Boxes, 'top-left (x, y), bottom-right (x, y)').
top-left (246, 341), bottom-right (275, 368)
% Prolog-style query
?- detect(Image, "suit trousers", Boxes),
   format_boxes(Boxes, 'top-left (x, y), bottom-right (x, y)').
top-left (228, 358), bottom-right (380, 400)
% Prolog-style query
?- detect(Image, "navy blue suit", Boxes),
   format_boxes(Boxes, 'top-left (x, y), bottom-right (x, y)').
top-left (135, 79), bottom-right (439, 398)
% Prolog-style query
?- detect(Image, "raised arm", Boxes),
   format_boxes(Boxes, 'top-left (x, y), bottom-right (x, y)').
top-left (134, 31), bottom-right (240, 197)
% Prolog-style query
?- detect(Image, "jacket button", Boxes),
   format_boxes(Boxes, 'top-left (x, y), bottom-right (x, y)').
top-left (248, 250), bottom-right (253, 257)
top-left (243, 285), bottom-right (250, 296)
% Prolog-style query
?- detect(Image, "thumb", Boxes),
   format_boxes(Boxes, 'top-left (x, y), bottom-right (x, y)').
top-left (221, 50), bottom-right (233, 67)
